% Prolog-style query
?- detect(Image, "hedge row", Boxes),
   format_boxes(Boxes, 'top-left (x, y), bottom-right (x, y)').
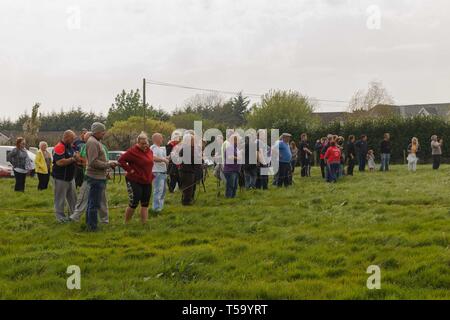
top-left (307, 116), bottom-right (450, 164)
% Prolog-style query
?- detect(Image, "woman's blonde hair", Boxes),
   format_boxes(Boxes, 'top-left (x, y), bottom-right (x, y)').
top-left (137, 132), bottom-right (149, 143)
top-left (39, 141), bottom-right (48, 149)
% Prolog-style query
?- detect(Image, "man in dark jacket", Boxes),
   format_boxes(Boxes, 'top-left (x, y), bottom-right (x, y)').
top-left (380, 133), bottom-right (391, 172)
top-left (355, 135), bottom-right (368, 172)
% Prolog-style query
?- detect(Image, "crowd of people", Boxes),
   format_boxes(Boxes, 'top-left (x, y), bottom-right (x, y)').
top-left (5, 124), bottom-right (445, 231)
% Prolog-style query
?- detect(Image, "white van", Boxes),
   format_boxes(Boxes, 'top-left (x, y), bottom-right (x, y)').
top-left (0, 146), bottom-right (36, 176)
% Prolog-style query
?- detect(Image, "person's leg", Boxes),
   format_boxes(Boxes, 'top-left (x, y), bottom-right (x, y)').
top-left (70, 180), bottom-right (89, 221)
top-left (282, 163), bottom-right (290, 187)
top-left (232, 172), bottom-right (239, 198)
top-left (386, 154), bottom-right (390, 171)
top-left (244, 170), bottom-right (251, 189)
top-left (14, 172), bottom-right (25, 192)
top-left (182, 173), bottom-right (195, 205)
top-left (66, 180), bottom-right (77, 216)
top-left (53, 179), bottom-right (68, 222)
top-left (152, 173), bottom-right (162, 211)
top-left (99, 186), bottom-right (109, 223)
top-left (46, 173), bottom-right (51, 189)
top-left (436, 155), bottom-right (441, 170)
top-left (140, 183), bottom-right (151, 224)
top-left (224, 172), bottom-right (233, 198)
top-left (86, 178), bottom-right (105, 231)
top-left (380, 154), bottom-right (385, 171)
top-left (37, 173), bottom-right (43, 190)
top-left (320, 159), bottom-right (325, 179)
top-left (250, 168), bottom-right (257, 189)
top-left (125, 207), bottom-right (135, 223)
top-left (125, 179), bottom-right (140, 223)
top-left (255, 167), bottom-right (262, 189)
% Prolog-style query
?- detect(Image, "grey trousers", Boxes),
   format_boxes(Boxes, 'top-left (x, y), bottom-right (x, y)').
top-left (53, 178), bottom-right (77, 222)
top-left (70, 180), bottom-right (109, 223)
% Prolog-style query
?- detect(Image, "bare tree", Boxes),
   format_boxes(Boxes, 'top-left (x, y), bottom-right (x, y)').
top-left (348, 80), bottom-right (394, 113)
top-left (23, 103), bottom-right (41, 147)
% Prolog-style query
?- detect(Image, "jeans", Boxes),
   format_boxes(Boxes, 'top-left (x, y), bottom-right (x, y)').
top-left (359, 153), bottom-right (367, 171)
top-left (380, 153), bottom-right (390, 171)
top-left (224, 171), bottom-right (239, 198)
top-left (70, 180), bottom-right (108, 223)
top-left (152, 172), bottom-right (167, 211)
top-left (327, 163), bottom-right (340, 182)
top-left (277, 162), bottom-right (291, 187)
top-left (244, 167), bottom-right (257, 189)
top-left (86, 177), bottom-right (106, 231)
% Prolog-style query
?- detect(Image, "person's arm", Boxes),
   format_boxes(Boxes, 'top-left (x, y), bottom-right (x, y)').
top-left (117, 150), bottom-right (133, 173)
top-left (87, 141), bottom-right (110, 170)
top-left (7, 148), bottom-right (17, 164)
top-left (56, 156), bottom-right (77, 167)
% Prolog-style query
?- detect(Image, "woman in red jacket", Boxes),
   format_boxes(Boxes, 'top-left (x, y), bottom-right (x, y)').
top-left (118, 133), bottom-right (154, 224)
top-left (324, 140), bottom-right (341, 183)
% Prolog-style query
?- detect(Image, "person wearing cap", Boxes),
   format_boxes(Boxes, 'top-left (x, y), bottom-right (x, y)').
top-left (431, 135), bottom-right (443, 170)
top-left (69, 131), bottom-right (110, 223)
top-left (85, 122), bottom-right (117, 231)
top-left (273, 133), bottom-right (292, 187)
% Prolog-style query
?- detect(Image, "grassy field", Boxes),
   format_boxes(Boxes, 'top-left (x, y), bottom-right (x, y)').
top-left (0, 164), bottom-right (449, 300)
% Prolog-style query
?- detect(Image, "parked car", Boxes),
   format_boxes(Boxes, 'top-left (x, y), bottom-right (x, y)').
top-left (0, 146), bottom-right (36, 176)
top-left (108, 151), bottom-right (125, 176)
top-left (0, 164), bottom-right (13, 178)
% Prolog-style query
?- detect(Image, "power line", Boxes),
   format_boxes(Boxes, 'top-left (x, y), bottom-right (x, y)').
top-left (146, 78), bottom-right (350, 104)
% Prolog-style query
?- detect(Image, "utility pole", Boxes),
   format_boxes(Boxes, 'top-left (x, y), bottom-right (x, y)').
top-left (143, 78), bottom-right (146, 133)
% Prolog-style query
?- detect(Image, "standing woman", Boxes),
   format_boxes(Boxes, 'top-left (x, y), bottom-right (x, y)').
top-left (118, 133), bottom-right (154, 224)
top-left (346, 135), bottom-right (356, 176)
top-left (35, 141), bottom-right (53, 190)
top-left (7, 137), bottom-right (31, 192)
top-left (431, 135), bottom-right (443, 170)
top-left (407, 137), bottom-right (420, 172)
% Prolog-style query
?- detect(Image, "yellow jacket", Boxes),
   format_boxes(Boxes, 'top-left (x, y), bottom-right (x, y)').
top-left (35, 150), bottom-right (53, 174)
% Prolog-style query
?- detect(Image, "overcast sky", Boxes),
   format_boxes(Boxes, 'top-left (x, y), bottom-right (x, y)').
top-left (1, 0), bottom-right (449, 119)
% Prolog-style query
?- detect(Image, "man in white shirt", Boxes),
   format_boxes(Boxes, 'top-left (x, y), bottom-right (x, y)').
top-left (150, 133), bottom-right (169, 212)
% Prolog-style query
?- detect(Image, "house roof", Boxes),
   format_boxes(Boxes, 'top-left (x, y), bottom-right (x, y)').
top-left (373, 103), bottom-right (450, 117)
top-left (313, 112), bottom-right (349, 124)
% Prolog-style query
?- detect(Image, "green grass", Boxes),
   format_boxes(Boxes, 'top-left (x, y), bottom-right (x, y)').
top-left (0, 165), bottom-right (450, 299)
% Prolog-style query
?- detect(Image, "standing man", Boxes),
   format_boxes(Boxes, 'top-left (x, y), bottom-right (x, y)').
top-left (273, 133), bottom-right (292, 187)
top-left (299, 133), bottom-right (313, 177)
top-left (380, 133), bottom-right (391, 172)
top-left (151, 133), bottom-right (169, 213)
top-left (52, 130), bottom-right (80, 222)
top-left (431, 135), bottom-right (443, 170)
top-left (356, 135), bottom-right (368, 172)
top-left (85, 122), bottom-right (116, 231)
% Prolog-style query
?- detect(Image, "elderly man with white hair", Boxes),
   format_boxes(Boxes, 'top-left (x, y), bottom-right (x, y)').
top-left (150, 132), bottom-right (169, 212)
